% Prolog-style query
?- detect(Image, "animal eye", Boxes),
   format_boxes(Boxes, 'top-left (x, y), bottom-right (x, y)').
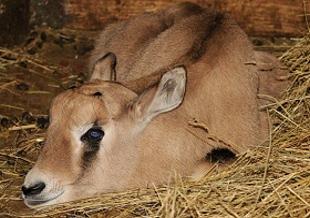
top-left (82, 128), bottom-right (105, 142)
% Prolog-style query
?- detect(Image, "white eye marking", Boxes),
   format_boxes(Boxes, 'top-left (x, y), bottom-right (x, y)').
top-left (71, 124), bottom-right (94, 151)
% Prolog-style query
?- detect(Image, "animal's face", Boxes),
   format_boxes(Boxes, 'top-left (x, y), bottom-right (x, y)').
top-left (22, 67), bottom-right (186, 208)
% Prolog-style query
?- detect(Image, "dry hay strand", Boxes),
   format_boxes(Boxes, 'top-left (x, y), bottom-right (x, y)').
top-left (0, 34), bottom-right (309, 217)
top-left (0, 47), bottom-right (57, 73)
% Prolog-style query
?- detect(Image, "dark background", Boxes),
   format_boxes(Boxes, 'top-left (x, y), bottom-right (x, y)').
top-left (0, 0), bottom-right (309, 47)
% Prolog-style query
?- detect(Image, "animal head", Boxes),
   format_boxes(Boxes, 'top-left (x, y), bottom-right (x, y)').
top-left (22, 66), bottom-right (187, 208)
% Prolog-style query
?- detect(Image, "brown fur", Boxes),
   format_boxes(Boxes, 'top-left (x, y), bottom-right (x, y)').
top-left (23, 3), bottom-right (289, 207)
top-left (89, 3), bottom-right (217, 83)
top-left (255, 51), bottom-right (290, 100)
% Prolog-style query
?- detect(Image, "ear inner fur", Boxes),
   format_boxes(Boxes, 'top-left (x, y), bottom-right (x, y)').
top-left (129, 67), bottom-right (186, 122)
top-left (90, 52), bottom-right (117, 81)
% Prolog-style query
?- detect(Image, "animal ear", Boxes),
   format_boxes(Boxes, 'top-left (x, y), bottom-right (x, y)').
top-left (130, 66), bottom-right (186, 122)
top-left (90, 52), bottom-right (117, 81)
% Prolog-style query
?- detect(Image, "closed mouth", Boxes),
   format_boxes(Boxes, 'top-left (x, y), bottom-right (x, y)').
top-left (24, 191), bottom-right (64, 207)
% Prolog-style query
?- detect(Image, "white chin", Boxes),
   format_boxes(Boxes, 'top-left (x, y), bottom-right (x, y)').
top-left (24, 191), bottom-right (64, 209)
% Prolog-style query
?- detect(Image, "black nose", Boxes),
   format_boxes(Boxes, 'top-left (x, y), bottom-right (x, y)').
top-left (22, 182), bottom-right (46, 196)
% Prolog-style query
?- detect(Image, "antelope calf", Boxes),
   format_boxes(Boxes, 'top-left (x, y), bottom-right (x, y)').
top-left (22, 3), bottom-right (288, 207)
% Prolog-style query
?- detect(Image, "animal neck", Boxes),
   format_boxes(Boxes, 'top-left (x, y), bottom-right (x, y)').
top-left (125, 110), bottom-right (208, 185)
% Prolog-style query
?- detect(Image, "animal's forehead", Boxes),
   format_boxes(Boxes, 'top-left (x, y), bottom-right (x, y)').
top-left (49, 81), bottom-right (137, 126)
top-left (50, 90), bottom-right (110, 127)
top-left (75, 80), bottom-right (136, 97)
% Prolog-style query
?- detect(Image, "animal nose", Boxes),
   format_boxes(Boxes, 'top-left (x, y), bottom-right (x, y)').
top-left (22, 182), bottom-right (46, 196)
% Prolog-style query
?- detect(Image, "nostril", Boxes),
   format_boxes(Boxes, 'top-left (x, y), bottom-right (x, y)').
top-left (22, 182), bottom-right (46, 196)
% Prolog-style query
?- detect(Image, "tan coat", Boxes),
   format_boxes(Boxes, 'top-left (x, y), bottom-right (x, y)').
top-left (22, 2), bottom-right (288, 208)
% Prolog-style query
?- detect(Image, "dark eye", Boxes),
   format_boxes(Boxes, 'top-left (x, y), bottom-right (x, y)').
top-left (82, 128), bottom-right (104, 142)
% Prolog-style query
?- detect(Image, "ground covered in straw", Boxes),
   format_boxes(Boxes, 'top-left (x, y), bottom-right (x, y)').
top-left (0, 33), bottom-right (309, 217)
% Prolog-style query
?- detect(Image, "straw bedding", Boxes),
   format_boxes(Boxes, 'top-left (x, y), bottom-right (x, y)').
top-left (0, 34), bottom-right (309, 217)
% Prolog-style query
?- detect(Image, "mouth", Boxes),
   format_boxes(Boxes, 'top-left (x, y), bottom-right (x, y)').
top-left (23, 191), bottom-right (64, 207)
